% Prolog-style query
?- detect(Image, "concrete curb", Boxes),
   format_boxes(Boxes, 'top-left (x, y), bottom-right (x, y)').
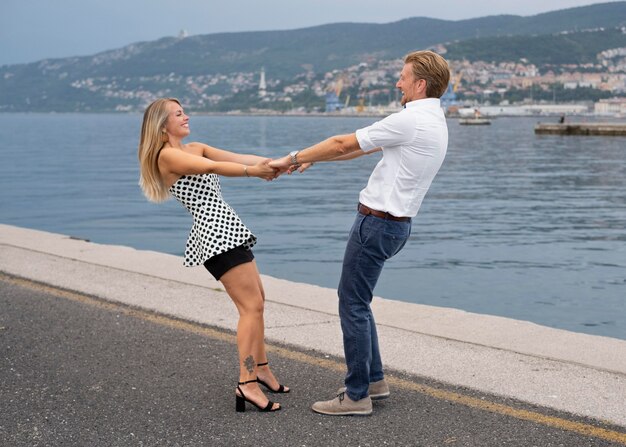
top-left (1, 223), bottom-right (625, 426)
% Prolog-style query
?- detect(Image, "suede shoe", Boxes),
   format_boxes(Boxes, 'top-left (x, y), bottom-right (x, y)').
top-left (337, 379), bottom-right (390, 401)
top-left (312, 392), bottom-right (372, 416)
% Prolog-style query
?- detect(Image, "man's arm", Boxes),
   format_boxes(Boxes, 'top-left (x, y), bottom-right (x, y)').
top-left (269, 133), bottom-right (362, 171)
top-left (297, 133), bottom-right (361, 163)
top-left (292, 147), bottom-right (382, 174)
top-left (329, 147), bottom-right (382, 161)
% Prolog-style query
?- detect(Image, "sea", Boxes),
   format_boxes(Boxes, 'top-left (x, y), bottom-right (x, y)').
top-left (1, 113), bottom-right (625, 340)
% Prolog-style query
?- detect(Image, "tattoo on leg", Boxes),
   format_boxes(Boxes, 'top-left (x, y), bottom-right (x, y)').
top-left (244, 355), bottom-right (255, 373)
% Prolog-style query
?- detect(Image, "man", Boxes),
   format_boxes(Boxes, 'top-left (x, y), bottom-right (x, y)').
top-left (270, 50), bottom-right (450, 416)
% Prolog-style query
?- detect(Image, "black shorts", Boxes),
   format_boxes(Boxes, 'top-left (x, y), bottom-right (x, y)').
top-left (203, 245), bottom-right (254, 280)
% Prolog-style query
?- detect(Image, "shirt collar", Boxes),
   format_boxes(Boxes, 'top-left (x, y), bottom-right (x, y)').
top-left (404, 98), bottom-right (441, 109)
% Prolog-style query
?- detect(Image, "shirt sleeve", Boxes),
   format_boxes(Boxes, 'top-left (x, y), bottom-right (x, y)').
top-left (355, 111), bottom-right (416, 151)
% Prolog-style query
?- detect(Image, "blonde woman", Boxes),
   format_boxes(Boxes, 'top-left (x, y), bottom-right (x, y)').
top-left (138, 98), bottom-right (288, 413)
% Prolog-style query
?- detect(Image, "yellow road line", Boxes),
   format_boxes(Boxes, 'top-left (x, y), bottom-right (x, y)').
top-left (3, 273), bottom-right (625, 445)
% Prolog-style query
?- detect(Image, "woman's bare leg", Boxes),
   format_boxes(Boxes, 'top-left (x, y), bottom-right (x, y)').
top-left (247, 261), bottom-right (290, 392)
top-left (219, 261), bottom-right (280, 409)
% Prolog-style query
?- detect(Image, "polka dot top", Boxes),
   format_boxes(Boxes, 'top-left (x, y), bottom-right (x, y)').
top-left (169, 173), bottom-right (256, 267)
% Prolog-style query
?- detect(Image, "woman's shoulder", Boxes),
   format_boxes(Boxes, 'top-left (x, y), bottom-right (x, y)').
top-left (186, 141), bottom-right (208, 155)
top-left (159, 144), bottom-right (204, 159)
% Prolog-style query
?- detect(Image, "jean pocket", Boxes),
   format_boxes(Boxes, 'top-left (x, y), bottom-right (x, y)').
top-left (355, 214), bottom-right (369, 244)
top-left (382, 222), bottom-right (410, 258)
top-left (383, 220), bottom-right (410, 239)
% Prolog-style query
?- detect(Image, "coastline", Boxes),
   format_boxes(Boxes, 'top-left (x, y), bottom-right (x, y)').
top-left (2, 109), bottom-right (624, 119)
top-left (1, 223), bottom-right (625, 426)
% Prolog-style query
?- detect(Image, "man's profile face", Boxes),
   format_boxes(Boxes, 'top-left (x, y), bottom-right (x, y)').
top-left (396, 63), bottom-right (424, 105)
top-left (396, 64), bottom-right (415, 106)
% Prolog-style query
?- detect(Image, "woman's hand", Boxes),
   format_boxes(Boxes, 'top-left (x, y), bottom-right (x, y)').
top-left (249, 158), bottom-right (280, 181)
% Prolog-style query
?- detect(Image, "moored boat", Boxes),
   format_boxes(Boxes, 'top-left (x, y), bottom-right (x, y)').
top-left (459, 118), bottom-right (492, 125)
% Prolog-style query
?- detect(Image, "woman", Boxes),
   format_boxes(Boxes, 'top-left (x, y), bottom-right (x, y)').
top-left (138, 98), bottom-right (288, 413)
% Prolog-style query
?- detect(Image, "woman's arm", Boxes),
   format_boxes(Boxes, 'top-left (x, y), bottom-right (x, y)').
top-left (159, 148), bottom-right (277, 180)
top-left (189, 142), bottom-right (268, 165)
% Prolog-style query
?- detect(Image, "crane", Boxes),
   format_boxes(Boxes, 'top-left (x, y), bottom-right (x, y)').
top-left (453, 72), bottom-right (463, 92)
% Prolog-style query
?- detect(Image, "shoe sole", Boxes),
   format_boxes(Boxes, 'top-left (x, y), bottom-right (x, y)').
top-left (312, 408), bottom-right (372, 416)
top-left (336, 388), bottom-right (391, 401)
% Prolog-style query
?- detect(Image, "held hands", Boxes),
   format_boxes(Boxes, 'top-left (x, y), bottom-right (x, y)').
top-left (249, 158), bottom-right (281, 181)
top-left (247, 154), bottom-right (314, 181)
top-left (268, 155), bottom-right (291, 173)
top-left (268, 155), bottom-right (313, 175)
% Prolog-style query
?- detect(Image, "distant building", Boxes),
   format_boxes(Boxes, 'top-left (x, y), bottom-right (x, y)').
top-left (458, 103), bottom-right (588, 117)
top-left (324, 78), bottom-right (344, 112)
top-left (594, 98), bottom-right (626, 115)
top-left (178, 29), bottom-right (189, 39)
top-left (325, 92), bottom-right (342, 112)
top-left (523, 104), bottom-right (589, 115)
top-left (440, 84), bottom-right (458, 111)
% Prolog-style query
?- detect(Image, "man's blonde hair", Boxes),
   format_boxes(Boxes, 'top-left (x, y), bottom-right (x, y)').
top-left (137, 98), bottom-right (180, 202)
top-left (404, 51), bottom-right (450, 98)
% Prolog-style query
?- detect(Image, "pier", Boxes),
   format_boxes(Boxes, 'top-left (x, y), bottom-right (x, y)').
top-left (534, 122), bottom-right (626, 136)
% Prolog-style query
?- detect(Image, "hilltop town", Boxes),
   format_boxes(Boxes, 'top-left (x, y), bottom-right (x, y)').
top-left (73, 36), bottom-right (625, 117)
top-left (2, 6), bottom-right (625, 115)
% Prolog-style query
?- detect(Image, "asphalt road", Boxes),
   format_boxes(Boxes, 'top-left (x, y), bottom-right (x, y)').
top-left (1, 277), bottom-right (624, 447)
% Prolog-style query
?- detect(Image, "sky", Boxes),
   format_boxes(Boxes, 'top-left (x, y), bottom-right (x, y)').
top-left (0, 0), bottom-right (618, 66)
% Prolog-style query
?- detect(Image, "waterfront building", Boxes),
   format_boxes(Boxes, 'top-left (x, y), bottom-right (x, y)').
top-left (594, 98), bottom-right (626, 115)
top-left (458, 103), bottom-right (589, 117)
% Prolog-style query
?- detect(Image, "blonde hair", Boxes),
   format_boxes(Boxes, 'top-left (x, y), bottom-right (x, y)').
top-left (404, 51), bottom-right (450, 98)
top-left (138, 98), bottom-right (180, 202)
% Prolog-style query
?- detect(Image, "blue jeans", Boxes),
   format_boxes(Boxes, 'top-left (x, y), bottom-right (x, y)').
top-left (338, 212), bottom-right (411, 401)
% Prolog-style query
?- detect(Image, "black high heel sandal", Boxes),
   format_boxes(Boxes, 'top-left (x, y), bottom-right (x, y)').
top-left (235, 379), bottom-right (281, 413)
top-left (256, 362), bottom-right (290, 394)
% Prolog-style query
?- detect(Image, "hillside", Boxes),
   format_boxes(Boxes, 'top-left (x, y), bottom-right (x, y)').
top-left (445, 27), bottom-right (626, 65)
top-left (0, 2), bottom-right (625, 112)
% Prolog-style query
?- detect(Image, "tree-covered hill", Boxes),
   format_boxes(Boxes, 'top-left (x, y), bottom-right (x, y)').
top-left (444, 27), bottom-right (626, 65)
top-left (0, 2), bottom-right (624, 112)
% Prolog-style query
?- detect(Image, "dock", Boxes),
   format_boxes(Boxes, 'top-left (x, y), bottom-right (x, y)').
top-left (534, 122), bottom-right (626, 135)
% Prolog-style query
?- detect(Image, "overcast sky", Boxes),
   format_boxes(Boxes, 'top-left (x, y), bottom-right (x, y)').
top-left (0, 0), bottom-right (618, 66)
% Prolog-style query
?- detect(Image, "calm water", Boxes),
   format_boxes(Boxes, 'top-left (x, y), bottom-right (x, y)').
top-left (1, 113), bottom-right (625, 339)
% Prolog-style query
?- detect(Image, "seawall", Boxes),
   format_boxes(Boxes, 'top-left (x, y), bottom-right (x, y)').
top-left (1, 223), bottom-right (625, 426)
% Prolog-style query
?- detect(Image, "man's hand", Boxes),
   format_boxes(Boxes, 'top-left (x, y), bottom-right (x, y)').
top-left (268, 155), bottom-right (293, 174)
top-left (293, 162), bottom-right (313, 174)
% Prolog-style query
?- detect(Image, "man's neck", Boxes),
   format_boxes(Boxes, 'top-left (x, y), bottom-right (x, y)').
top-left (405, 96), bottom-right (436, 107)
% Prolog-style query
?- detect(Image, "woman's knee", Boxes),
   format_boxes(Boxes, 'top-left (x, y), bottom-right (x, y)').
top-left (239, 295), bottom-right (265, 316)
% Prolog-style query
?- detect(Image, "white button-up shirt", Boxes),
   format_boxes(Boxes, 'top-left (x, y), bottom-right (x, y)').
top-left (355, 98), bottom-right (448, 218)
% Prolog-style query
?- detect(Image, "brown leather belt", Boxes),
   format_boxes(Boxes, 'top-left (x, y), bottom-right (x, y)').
top-left (358, 203), bottom-right (410, 222)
